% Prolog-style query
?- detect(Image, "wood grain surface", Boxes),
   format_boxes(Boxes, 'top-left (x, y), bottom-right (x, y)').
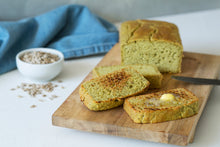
top-left (52, 43), bottom-right (220, 146)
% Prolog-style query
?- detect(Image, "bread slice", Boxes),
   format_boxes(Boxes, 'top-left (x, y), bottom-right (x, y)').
top-left (120, 20), bottom-right (183, 73)
top-left (124, 88), bottom-right (199, 123)
top-left (79, 67), bottom-right (150, 111)
top-left (93, 64), bottom-right (163, 88)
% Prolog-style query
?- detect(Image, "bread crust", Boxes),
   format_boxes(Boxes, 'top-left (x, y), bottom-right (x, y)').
top-left (80, 82), bottom-right (149, 111)
top-left (92, 64), bottom-right (163, 89)
top-left (120, 20), bottom-right (182, 47)
top-left (124, 88), bottom-right (199, 123)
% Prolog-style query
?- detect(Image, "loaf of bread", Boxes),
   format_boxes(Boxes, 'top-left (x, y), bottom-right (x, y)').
top-left (120, 20), bottom-right (183, 73)
top-left (93, 64), bottom-right (163, 88)
top-left (124, 88), bottom-right (199, 123)
top-left (79, 67), bottom-right (150, 111)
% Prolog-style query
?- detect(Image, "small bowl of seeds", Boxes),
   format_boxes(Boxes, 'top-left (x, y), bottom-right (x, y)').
top-left (16, 48), bottom-right (64, 81)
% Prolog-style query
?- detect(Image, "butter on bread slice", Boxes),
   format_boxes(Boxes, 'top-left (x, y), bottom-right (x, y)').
top-left (79, 67), bottom-right (150, 111)
top-left (124, 88), bottom-right (199, 123)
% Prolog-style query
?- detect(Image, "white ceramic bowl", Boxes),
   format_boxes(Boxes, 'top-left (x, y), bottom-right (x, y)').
top-left (16, 48), bottom-right (64, 82)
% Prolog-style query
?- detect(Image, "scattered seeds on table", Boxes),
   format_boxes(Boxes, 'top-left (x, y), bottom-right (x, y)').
top-left (18, 95), bottom-right (23, 98)
top-left (57, 80), bottom-right (63, 83)
top-left (51, 95), bottom-right (58, 98)
top-left (42, 94), bottom-right (47, 97)
top-left (30, 105), bottom-right (37, 108)
top-left (17, 95), bottom-right (23, 98)
top-left (11, 80), bottom-right (65, 108)
top-left (38, 99), bottom-right (45, 102)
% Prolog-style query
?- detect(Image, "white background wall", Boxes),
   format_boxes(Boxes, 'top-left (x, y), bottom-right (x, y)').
top-left (0, 0), bottom-right (220, 22)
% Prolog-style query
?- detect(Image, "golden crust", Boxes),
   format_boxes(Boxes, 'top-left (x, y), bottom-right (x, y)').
top-left (92, 68), bottom-right (99, 78)
top-left (120, 19), bottom-right (182, 47)
top-left (124, 88), bottom-right (199, 123)
top-left (92, 64), bottom-right (163, 89)
top-left (79, 67), bottom-right (150, 111)
top-left (79, 82), bottom-right (150, 111)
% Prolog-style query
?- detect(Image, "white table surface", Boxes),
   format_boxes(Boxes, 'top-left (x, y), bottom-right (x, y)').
top-left (0, 9), bottom-right (220, 147)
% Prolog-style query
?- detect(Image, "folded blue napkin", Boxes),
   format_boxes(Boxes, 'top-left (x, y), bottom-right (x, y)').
top-left (0, 5), bottom-right (118, 75)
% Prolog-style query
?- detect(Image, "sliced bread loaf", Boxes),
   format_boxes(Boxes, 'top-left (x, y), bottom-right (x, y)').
top-left (93, 64), bottom-right (163, 88)
top-left (120, 20), bottom-right (183, 73)
top-left (80, 67), bottom-right (150, 111)
top-left (124, 88), bottom-right (199, 123)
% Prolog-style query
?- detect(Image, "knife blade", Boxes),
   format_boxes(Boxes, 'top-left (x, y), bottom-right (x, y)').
top-left (171, 76), bottom-right (220, 85)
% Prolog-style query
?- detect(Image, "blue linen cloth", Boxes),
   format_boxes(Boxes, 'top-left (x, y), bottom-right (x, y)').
top-left (0, 5), bottom-right (118, 74)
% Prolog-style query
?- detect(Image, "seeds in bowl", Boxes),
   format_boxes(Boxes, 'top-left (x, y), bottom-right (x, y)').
top-left (20, 51), bottom-right (60, 64)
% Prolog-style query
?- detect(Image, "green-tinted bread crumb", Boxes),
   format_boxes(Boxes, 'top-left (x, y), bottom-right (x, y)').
top-left (80, 67), bottom-right (150, 111)
top-left (120, 20), bottom-right (183, 73)
top-left (124, 88), bottom-right (199, 123)
top-left (93, 64), bottom-right (162, 88)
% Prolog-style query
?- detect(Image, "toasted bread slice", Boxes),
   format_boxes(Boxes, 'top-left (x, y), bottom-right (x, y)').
top-left (79, 67), bottom-right (150, 111)
top-left (124, 88), bottom-right (199, 123)
top-left (93, 64), bottom-right (163, 88)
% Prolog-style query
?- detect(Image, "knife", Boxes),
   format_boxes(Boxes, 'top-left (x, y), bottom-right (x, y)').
top-left (171, 76), bottom-right (220, 85)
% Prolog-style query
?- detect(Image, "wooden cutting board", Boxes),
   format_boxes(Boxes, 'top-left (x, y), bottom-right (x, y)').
top-left (52, 43), bottom-right (220, 146)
